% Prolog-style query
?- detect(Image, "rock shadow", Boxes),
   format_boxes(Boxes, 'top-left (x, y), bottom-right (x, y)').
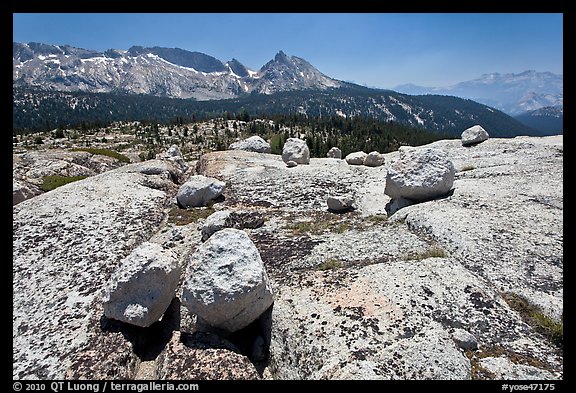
top-left (181, 304), bottom-right (274, 377)
top-left (100, 297), bottom-right (181, 361)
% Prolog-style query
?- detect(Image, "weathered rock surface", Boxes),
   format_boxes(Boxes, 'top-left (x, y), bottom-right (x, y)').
top-left (384, 147), bottom-right (455, 202)
top-left (195, 136), bottom-right (563, 380)
top-left (479, 357), bottom-right (556, 379)
top-left (345, 151), bottom-right (367, 165)
top-left (229, 135), bottom-right (272, 154)
top-left (13, 159), bottom-right (184, 379)
top-left (462, 124), bottom-right (490, 146)
top-left (14, 135), bottom-right (563, 380)
top-left (182, 228), bottom-right (274, 333)
top-left (282, 138), bottom-right (310, 165)
top-left (12, 148), bottom-right (128, 204)
top-left (157, 332), bottom-right (260, 379)
top-left (103, 242), bottom-right (181, 327)
top-left (176, 175), bottom-right (225, 207)
top-left (327, 147), bottom-right (342, 159)
top-left (363, 151), bottom-right (385, 167)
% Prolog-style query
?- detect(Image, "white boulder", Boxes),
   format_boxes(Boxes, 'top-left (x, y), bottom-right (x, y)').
top-left (345, 151), bottom-right (367, 165)
top-left (461, 125), bottom-right (489, 146)
top-left (282, 138), bottom-right (310, 165)
top-left (177, 175), bottom-right (225, 208)
top-left (182, 228), bottom-right (274, 333)
top-left (363, 151), bottom-right (385, 167)
top-left (229, 136), bottom-right (272, 154)
top-left (384, 148), bottom-right (455, 202)
top-left (327, 147), bottom-right (342, 159)
top-left (103, 242), bottom-right (181, 327)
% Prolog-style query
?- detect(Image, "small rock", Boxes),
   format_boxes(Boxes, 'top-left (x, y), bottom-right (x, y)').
top-left (461, 125), bottom-right (489, 146)
top-left (384, 148), bottom-right (455, 202)
top-left (327, 195), bottom-right (354, 212)
top-left (182, 228), bottom-right (274, 333)
top-left (201, 210), bottom-right (231, 241)
top-left (176, 175), bottom-right (225, 208)
top-left (345, 151), bottom-right (367, 165)
top-left (327, 147), bottom-right (342, 159)
top-left (282, 138), bottom-right (310, 165)
top-left (286, 160), bottom-right (298, 168)
top-left (103, 242), bottom-right (181, 327)
top-left (451, 328), bottom-right (478, 351)
top-left (229, 136), bottom-right (272, 154)
top-left (363, 151), bottom-right (385, 167)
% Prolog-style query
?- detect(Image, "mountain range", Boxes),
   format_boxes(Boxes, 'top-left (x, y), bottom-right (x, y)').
top-left (13, 42), bottom-right (342, 101)
top-left (14, 42), bottom-right (558, 136)
top-left (394, 71), bottom-right (563, 116)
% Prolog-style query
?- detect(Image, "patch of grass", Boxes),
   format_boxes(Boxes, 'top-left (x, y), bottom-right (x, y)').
top-left (461, 164), bottom-right (476, 172)
top-left (317, 258), bottom-right (344, 271)
top-left (405, 245), bottom-right (447, 261)
top-left (167, 206), bottom-right (215, 226)
top-left (502, 292), bottom-right (563, 347)
top-left (71, 148), bottom-right (131, 163)
top-left (286, 221), bottom-right (329, 235)
top-left (40, 175), bottom-right (88, 191)
top-left (366, 214), bottom-right (388, 224)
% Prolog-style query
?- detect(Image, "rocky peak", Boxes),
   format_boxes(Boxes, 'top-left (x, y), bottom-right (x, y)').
top-left (227, 58), bottom-right (250, 77)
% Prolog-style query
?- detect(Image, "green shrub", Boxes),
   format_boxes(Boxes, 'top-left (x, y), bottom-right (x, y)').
top-left (317, 258), bottom-right (343, 271)
top-left (71, 148), bottom-right (130, 163)
top-left (40, 175), bottom-right (88, 191)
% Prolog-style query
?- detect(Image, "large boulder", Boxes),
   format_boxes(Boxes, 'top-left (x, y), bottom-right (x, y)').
top-left (345, 151), bottom-right (367, 165)
top-left (327, 147), bottom-right (342, 159)
top-left (182, 228), bottom-right (274, 333)
top-left (461, 125), bottom-right (489, 146)
top-left (363, 151), bottom-right (385, 167)
top-left (177, 175), bottom-right (225, 207)
top-left (103, 242), bottom-right (181, 327)
top-left (282, 138), bottom-right (310, 165)
top-left (384, 148), bottom-right (455, 202)
top-left (229, 136), bottom-right (272, 154)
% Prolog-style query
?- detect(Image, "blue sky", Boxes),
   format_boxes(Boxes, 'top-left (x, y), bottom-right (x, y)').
top-left (13, 13), bottom-right (563, 88)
